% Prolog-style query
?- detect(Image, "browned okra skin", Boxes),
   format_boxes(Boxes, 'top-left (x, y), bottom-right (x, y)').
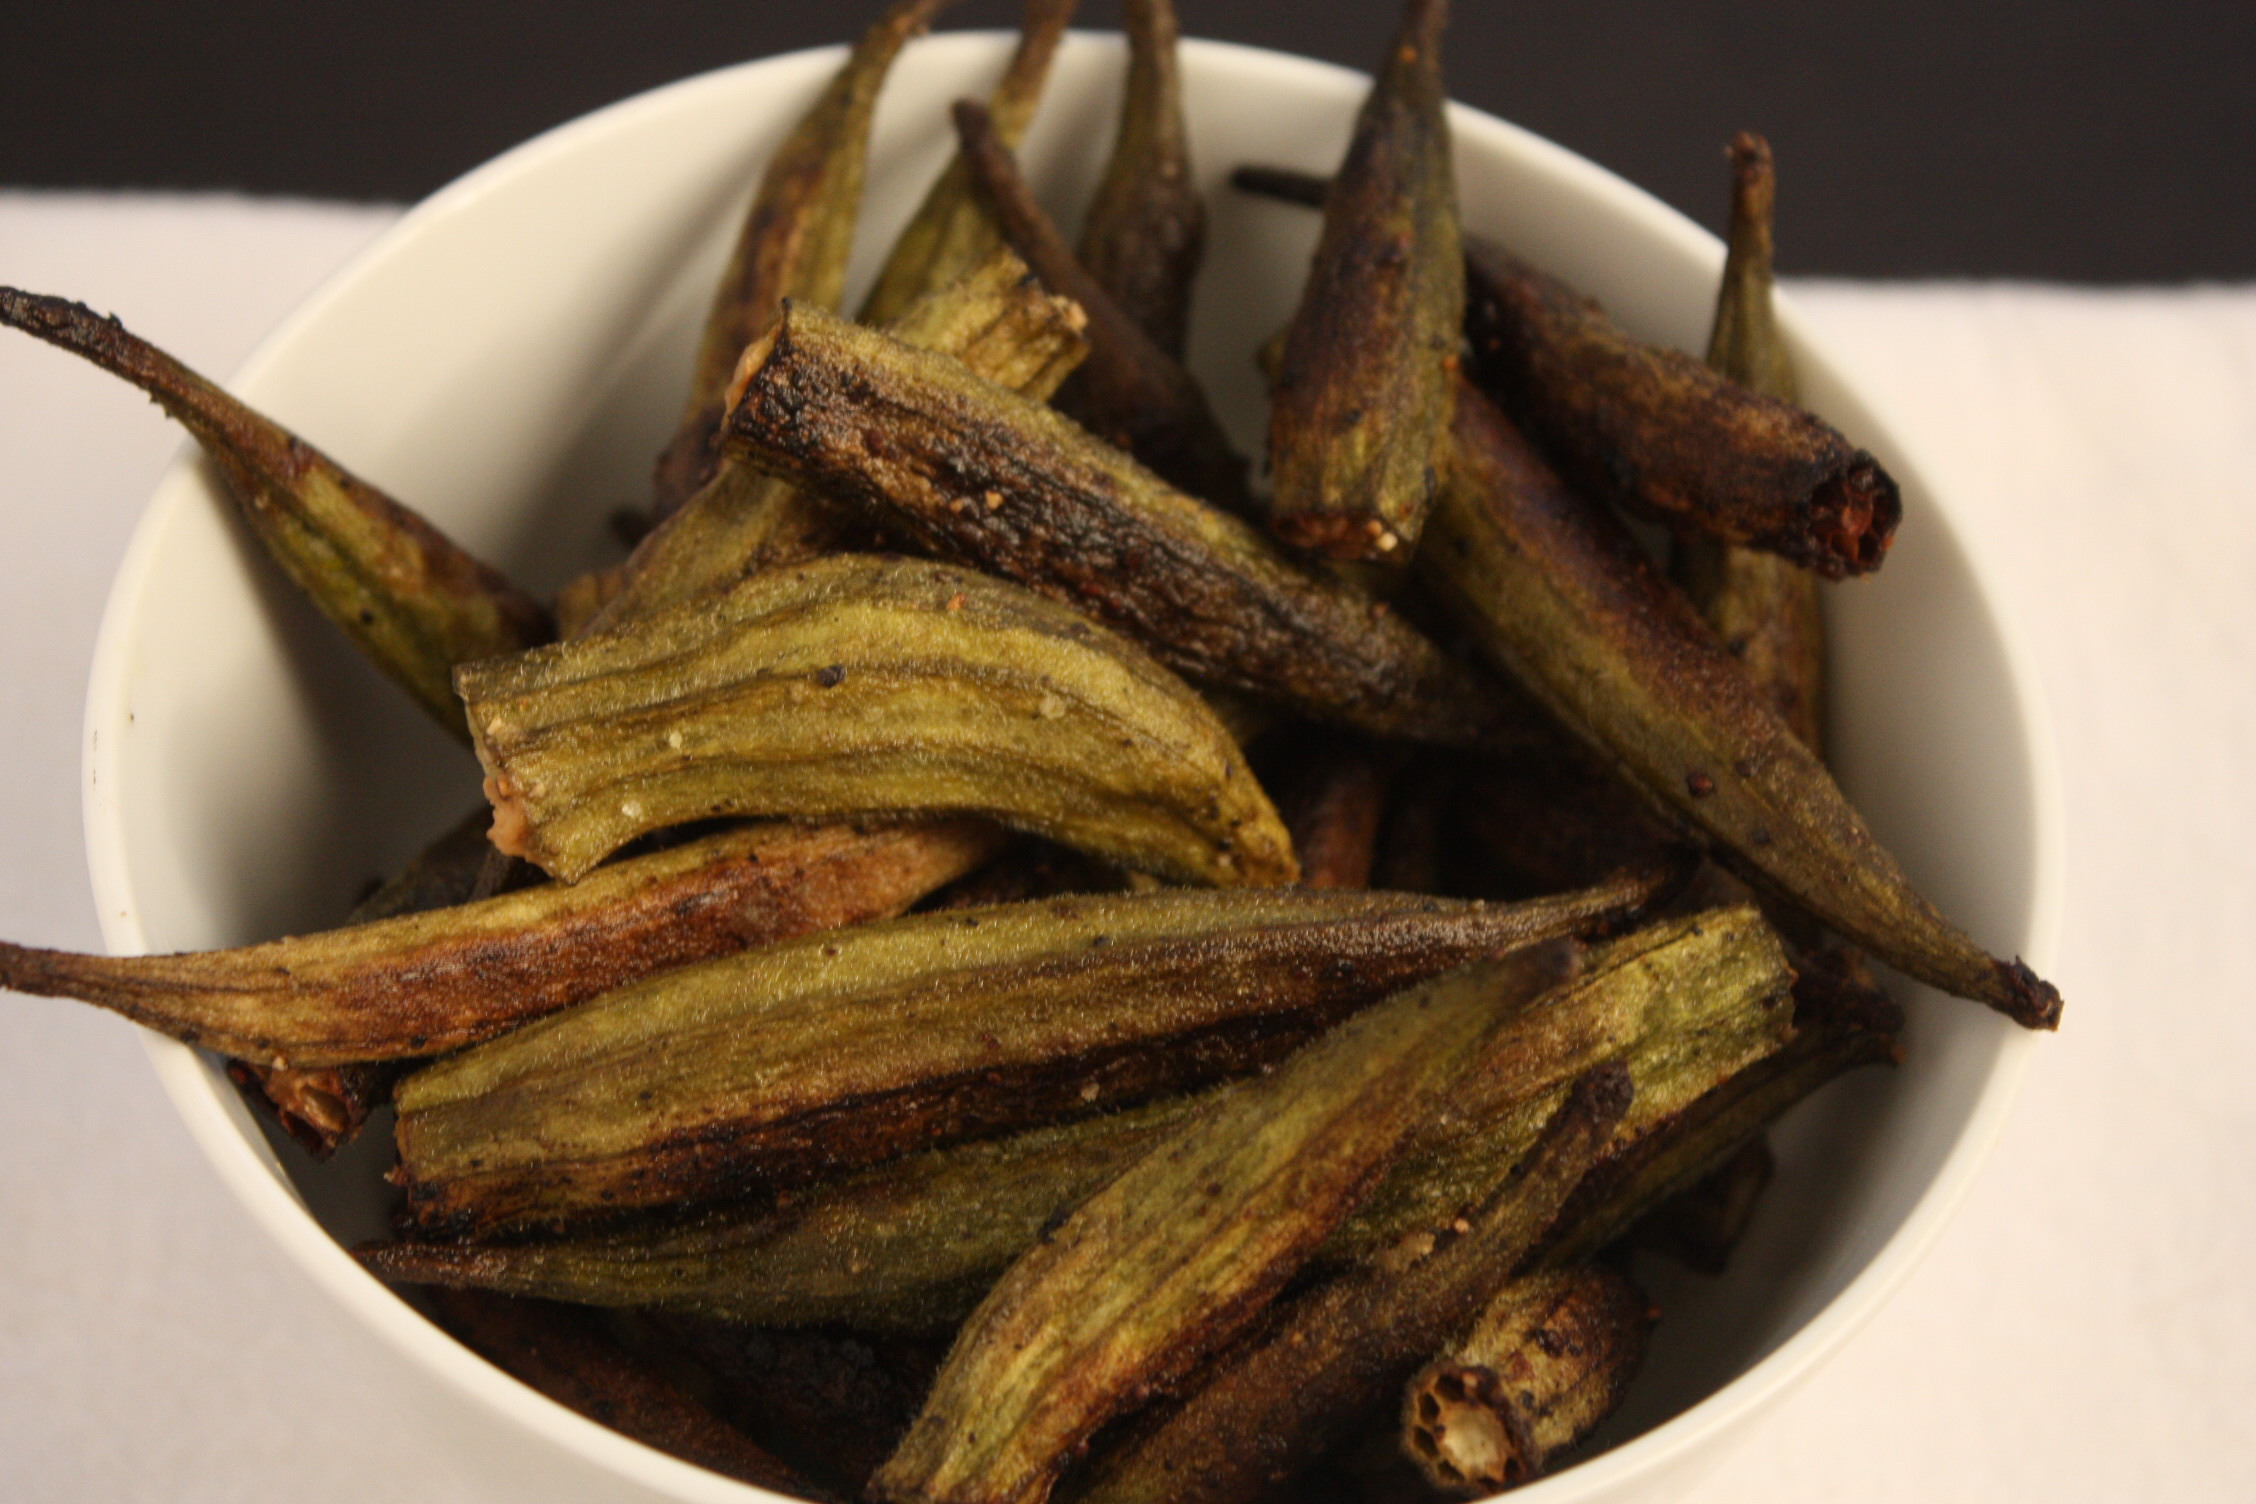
top-left (1464, 236), bottom-right (1898, 579)
top-left (857, 0), bottom-right (1079, 326)
top-left (422, 1290), bottom-right (833, 1501)
top-left (952, 99), bottom-right (1251, 513)
top-left (1264, 0), bottom-right (1463, 563)
top-left (1421, 376), bottom-right (2062, 1029)
top-left (595, 249), bottom-right (1089, 633)
top-left (1401, 1266), bottom-right (1654, 1494)
top-left (390, 879), bottom-right (1658, 1241)
top-left (719, 304), bottom-right (1516, 748)
top-left (1068, 1067), bottom-right (1630, 1504)
top-left (0, 818), bottom-right (1000, 1067)
top-left (0, 288), bottom-right (552, 737)
top-left (1676, 132), bottom-right (1828, 752)
top-left (649, 0), bottom-right (958, 518)
top-left (1077, 0), bottom-right (1204, 361)
top-left (871, 941), bottom-right (1585, 1504)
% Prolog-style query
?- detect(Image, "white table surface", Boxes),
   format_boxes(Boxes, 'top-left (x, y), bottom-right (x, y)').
top-left (2, 190), bottom-right (2251, 1503)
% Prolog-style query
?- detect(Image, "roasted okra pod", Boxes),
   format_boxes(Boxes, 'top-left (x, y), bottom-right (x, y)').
top-left (391, 880), bottom-right (1656, 1239)
top-left (0, 818), bottom-right (999, 1066)
top-left (1264, 0), bottom-right (1464, 563)
top-left (1421, 375), bottom-right (2062, 1029)
top-left (461, 554), bottom-right (1292, 887)
top-left (1077, 0), bottom-right (1205, 361)
top-left (0, 288), bottom-right (552, 736)
top-left (718, 304), bottom-right (1517, 747)
top-left (871, 941), bottom-right (1584, 1504)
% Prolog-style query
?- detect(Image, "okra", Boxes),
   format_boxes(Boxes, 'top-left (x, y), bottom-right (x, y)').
top-left (1539, 943), bottom-right (1903, 1267)
top-left (1264, 0), bottom-right (1463, 563)
top-left (0, 289), bottom-right (552, 736)
top-left (1674, 132), bottom-right (1827, 752)
top-left (594, 249), bottom-right (1088, 632)
top-left (1401, 1266), bottom-right (1654, 1495)
top-left (719, 305), bottom-right (1516, 747)
top-left (1628, 1132), bottom-right (1774, 1274)
top-left (1077, 0), bottom-right (1204, 361)
top-left (363, 884), bottom-right (1730, 1330)
top-left (460, 554), bottom-right (1292, 887)
top-left (870, 941), bottom-right (1584, 1504)
top-left (1267, 731), bottom-right (1395, 889)
top-left (1421, 375), bottom-right (2063, 1029)
top-left (1069, 1069), bottom-right (1629, 1504)
top-left (857, 0), bottom-right (1079, 326)
top-left (0, 818), bottom-right (999, 1067)
top-left (650, 0), bottom-right (957, 517)
top-left (952, 99), bottom-right (1250, 512)
top-left (391, 879), bottom-right (1657, 1239)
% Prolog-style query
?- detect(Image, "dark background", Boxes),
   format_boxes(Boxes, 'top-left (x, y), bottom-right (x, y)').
top-left (5, 0), bottom-right (2252, 281)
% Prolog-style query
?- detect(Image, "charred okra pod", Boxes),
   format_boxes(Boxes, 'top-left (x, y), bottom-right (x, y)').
top-left (461, 554), bottom-right (1292, 887)
top-left (1463, 237), bottom-right (1898, 578)
top-left (1264, 0), bottom-right (1463, 563)
top-left (359, 889), bottom-right (1764, 1332)
top-left (0, 289), bottom-right (552, 736)
top-left (0, 818), bottom-right (999, 1067)
top-left (720, 305), bottom-right (1516, 747)
top-left (1077, 0), bottom-right (1204, 361)
top-left (858, 0), bottom-right (1079, 325)
top-left (650, 0), bottom-right (957, 517)
top-left (1420, 376), bottom-right (2063, 1029)
top-left (391, 879), bottom-right (1657, 1239)
top-left (1071, 1069), bottom-right (1629, 1504)
top-left (593, 249), bottom-right (1088, 631)
top-left (1401, 1266), bottom-right (1654, 1495)
top-left (953, 99), bottom-right (1251, 512)
top-left (1628, 1133), bottom-right (1775, 1274)
top-left (871, 941), bottom-right (1584, 1504)
top-left (1675, 132), bottom-right (1827, 751)
top-left (423, 1290), bottom-right (830, 1500)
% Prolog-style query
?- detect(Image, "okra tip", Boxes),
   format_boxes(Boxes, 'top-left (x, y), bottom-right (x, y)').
top-left (1997, 957), bottom-right (2063, 1031)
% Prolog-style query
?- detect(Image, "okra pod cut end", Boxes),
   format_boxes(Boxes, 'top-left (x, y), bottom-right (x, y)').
top-left (0, 287), bottom-right (553, 735)
top-left (1401, 1266), bottom-right (1654, 1494)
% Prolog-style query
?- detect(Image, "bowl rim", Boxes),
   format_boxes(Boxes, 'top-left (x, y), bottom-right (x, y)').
top-left (82, 28), bottom-right (2065, 1504)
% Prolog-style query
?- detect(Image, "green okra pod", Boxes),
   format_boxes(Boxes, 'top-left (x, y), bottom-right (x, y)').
top-left (1675, 132), bottom-right (1827, 752)
top-left (1264, 0), bottom-right (1463, 563)
top-left (1539, 943), bottom-right (1904, 1268)
top-left (1421, 375), bottom-right (2063, 1029)
top-left (0, 818), bottom-right (1000, 1068)
top-left (361, 881), bottom-right (1725, 1330)
top-left (1077, 0), bottom-right (1204, 361)
top-left (871, 940), bottom-right (1585, 1504)
top-left (720, 304), bottom-right (1517, 747)
top-left (390, 878), bottom-right (1657, 1240)
top-left (0, 288), bottom-right (552, 737)
top-left (461, 554), bottom-right (1293, 887)
top-left (952, 98), bottom-right (1251, 513)
top-left (650, 0), bottom-right (958, 518)
top-left (594, 248), bottom-right (1088, 632)
top-left (423, 1291), bottom-right (831, 1501)
top-left (858, 0), bottom-right (1080, 326)
top-left (1070, 1069), bottom-right (1630, 1504)
top-left (1401, 1266), bottom-right (1654, 1495)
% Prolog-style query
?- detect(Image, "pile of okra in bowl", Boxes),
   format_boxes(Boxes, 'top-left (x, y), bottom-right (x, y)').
top-left (9, 4), bottom-right (2063, 1502)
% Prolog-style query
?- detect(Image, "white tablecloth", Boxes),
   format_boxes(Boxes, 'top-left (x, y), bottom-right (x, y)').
top-left (2, 192), bottom-right (2251, 1502)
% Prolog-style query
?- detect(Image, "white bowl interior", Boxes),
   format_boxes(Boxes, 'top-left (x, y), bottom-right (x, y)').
top-left (84, 31), bottom-right (2058, 1504)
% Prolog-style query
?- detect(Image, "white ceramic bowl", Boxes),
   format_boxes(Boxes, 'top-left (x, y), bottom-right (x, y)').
top-left (83, 29), bottom-right (2061, 1504)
